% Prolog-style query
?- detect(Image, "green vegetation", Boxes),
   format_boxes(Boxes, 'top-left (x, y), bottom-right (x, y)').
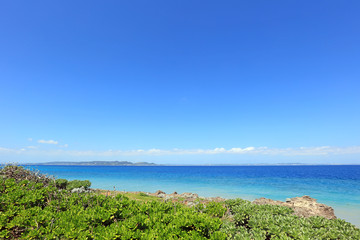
top-left (0, 165), bottom-right (359, 239)
top-left (55, 178), bottom-right (92, 191)
top-left (138, 192), bottom-right (148, 197)
top-left (96, 190), bottom-right (161, 202)
top-left (222, 199), bottom-right (360, 239)
top-left (0, 165), bottom-right (226, 239)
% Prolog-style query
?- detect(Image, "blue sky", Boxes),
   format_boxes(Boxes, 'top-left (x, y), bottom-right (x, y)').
top-left (1, 1), bottom-right (359, 164)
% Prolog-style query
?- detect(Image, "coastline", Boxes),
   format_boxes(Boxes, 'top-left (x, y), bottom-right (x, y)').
top-left (24, 164), bottom-right (360, 227)
top-left (95, 188), bottom-right (359, 229)
top-left (95, 188), bottom-right (338, 220)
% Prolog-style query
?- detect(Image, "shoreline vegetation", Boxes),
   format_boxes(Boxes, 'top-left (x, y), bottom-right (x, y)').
top-left (1, 165), bottom-right (359, 239)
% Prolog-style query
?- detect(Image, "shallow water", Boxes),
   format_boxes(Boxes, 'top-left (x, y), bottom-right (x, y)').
top-left (27, 165), bottom-right (360, 227)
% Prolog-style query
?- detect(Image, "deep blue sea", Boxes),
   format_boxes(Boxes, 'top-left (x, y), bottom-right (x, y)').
top-left (26, 165), bottom-right (360, 227)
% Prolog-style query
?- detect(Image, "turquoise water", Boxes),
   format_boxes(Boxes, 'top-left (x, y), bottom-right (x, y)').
top-left (27, 165), bottom-right (360, 227)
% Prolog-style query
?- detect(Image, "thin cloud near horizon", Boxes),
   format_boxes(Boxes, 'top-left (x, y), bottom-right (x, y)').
top-left (1, 145), bottom-right (360, 157)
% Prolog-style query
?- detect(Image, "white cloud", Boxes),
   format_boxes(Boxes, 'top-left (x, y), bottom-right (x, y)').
top-left (38, 139), bottom-right (58, 145)
top-left (1, 145), bottom-right (360, 158)
top-left (28, 138), bottom-right (33, 142)
top-left (0, 147), bottom-right (13, 152)
top-left (229, 147), bottom-right (255, 153)
top-left (213, 148), bottom-right (226, 153)
top-left (59, 144), bottom-right (68, 148)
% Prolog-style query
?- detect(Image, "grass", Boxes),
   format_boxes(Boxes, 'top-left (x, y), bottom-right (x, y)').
top-left (95, 189), bottom-right (161, 202)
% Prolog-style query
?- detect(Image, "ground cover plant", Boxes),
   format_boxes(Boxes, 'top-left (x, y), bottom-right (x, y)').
top-left (221, 199), bottom-right (360, 239)
top-left (0, 165), bottom-right (359, 239)
top-left (0, 165), bottom-right (227, 239)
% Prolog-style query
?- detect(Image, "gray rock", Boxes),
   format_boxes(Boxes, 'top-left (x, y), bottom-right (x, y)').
top-left (164, 195), bottom-right (174, 201)
top-left (157, 193), bottom-right (166, 198)
top-left (71, 186), bottom-right (90, 193)
top-left (180, 192), bottom-right (199, 198)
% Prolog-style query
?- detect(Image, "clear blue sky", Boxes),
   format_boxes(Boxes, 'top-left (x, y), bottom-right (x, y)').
top-left (1, 1), bottom-right (359, 164)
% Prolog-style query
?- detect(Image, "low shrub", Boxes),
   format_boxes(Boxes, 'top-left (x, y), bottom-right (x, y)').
top-left (221, 198), bottom-right (360, 239)
top-left (0, 164), bottom-right (53, 186)
top-left (0, 177), bottom-right (226, 239)
top-left (1, 166), bottom-right (359, 239)
top-left (55, 178), bottom-right (68, 189)
top-left (66, 179), bottom-right (91, 190)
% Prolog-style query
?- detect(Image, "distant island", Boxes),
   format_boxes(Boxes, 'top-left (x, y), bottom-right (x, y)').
top-left (29, 161), bottom-right (157, 166)
top-left (22, 162), bottom-right (353, 167)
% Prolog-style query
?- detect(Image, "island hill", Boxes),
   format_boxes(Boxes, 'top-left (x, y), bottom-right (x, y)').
top-left (32, 161), bottom-right (157, 166)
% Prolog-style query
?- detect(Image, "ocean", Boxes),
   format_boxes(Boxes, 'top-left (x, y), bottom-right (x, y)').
top-left (26, 165), bottom-right (360, 227)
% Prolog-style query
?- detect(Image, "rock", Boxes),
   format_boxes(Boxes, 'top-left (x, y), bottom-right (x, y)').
top-left (253, 195), bottom-right (336, 219)
top-left (211, 196), bottom-right (226, 202)
top-left (180, 192), bottom-right (199, 198)
top-left (172, 191), bottom-right (178, 195)
top-left (155, 190), bottom-right (166, 195)
top-left (71, 186), bottom-right (90, 193)
top-left (164, 196), bottom-right (173, 201)
top-left (253, 197), bottom-right (283, 205)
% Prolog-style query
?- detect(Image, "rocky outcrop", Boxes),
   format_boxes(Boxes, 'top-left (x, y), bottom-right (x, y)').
top-left (252, 195), bottom-right (336, 219)
top-left (155, 190), bottom-right (166, 195)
